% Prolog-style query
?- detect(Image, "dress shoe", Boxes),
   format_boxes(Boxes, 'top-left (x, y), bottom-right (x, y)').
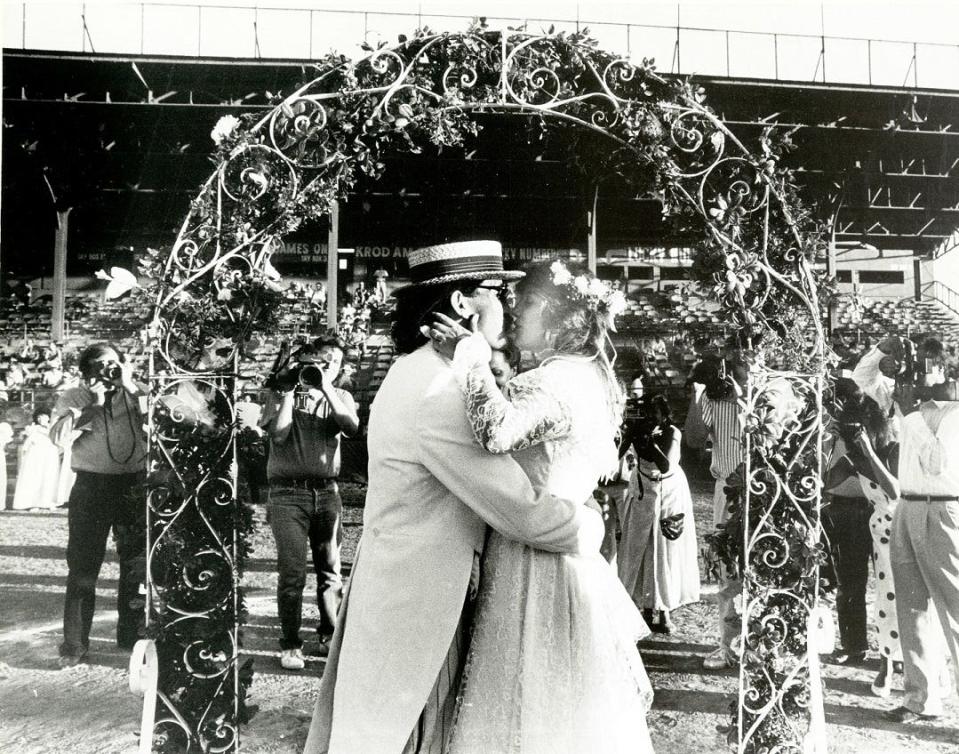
top-left (57, 652), bottom-right (88, 669)
top-left (703, 648), bottom-right (738, 670)
top-left (828, 649), bottom-right (868, 666)
top-left (885, 706), bottom-right (938, 724)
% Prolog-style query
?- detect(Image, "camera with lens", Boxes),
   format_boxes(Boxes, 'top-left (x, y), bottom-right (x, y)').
top-left (624, 396), bottom-right (646, 422)
top-left (99, 362), bottom-right (123, 383)
top-left (836, 420), bottom-right (864, 444)
top-left (894, 336), bottom-right (944, 407)
top-left (295, 363), bottom-right (324, 390)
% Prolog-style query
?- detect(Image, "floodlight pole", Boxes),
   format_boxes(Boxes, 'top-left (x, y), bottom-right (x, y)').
top-left (52, 208), bottom-right (70, 341)
top-left (588, 185), bottom-right (598, 274)
top-left (327, 202), bottom-right (339, 331)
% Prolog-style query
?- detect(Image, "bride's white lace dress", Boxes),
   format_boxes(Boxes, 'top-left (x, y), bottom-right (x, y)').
top-left (446, 348), bottom-right (654, 754)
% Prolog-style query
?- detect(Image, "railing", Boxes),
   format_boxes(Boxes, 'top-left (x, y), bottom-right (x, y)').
top-left (4, 2), bottom-right (958, 91)
top-left (923, 280), bottom-right (959, 318)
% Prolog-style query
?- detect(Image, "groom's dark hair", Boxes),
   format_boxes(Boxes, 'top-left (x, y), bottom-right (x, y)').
top-left (390, 281), bottom-right (481, 355)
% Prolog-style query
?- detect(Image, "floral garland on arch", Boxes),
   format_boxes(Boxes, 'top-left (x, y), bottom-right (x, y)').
top-left (144, 21), bottom-right (828, 753)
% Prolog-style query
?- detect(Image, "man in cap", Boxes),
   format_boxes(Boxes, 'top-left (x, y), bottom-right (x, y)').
top-left (305, 240), bottom-right (603, 754)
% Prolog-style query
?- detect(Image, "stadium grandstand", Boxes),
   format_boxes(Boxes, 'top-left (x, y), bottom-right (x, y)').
top-left (3, 3), bottom-right (959, 477)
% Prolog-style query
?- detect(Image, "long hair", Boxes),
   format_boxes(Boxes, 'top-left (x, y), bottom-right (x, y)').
top-left (517, 261), bottom-right (624, 431)
top-left (390, 281), bottom-right (482, 355)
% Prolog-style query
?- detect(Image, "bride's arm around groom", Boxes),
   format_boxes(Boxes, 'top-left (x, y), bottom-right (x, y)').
top-left (304, 342), bottom-right (604, 754)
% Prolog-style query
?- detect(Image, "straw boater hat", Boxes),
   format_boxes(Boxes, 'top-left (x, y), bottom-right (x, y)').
top-left (393, 240), bottom-right (524, 294)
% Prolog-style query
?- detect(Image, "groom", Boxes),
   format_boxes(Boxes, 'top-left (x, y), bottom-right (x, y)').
top-left (304, 241), bottom-right (604, 753)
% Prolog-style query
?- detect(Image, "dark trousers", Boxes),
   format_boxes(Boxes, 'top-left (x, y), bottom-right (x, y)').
top-left (60, 471), bottom-right (145, 658)
top-left (269, 482), bottom-right (343, 649)
top-left (823, 495), bottom-right (873, 654)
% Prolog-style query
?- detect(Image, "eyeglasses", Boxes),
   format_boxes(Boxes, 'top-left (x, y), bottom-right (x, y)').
top-left (476, 282), bottom-right (515, 306)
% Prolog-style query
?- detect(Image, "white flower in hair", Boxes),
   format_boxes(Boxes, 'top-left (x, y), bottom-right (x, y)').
top-left (607, 290), bottom-right (627, 317)
top-left (550, 260), bottom-right (573, 286)
top-left (587, 278), bottom-right (607, 297)
top-left (211, 115), bottom-right (241, 145)
top-left (573, 276), bottom-right (590, 295)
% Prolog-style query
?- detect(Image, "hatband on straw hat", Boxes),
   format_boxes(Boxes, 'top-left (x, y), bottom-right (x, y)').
top-left (392, 240), bottom-right (524, 294)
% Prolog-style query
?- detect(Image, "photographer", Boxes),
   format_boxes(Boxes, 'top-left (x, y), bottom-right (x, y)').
top-left (852, 334), bottom-right (945, 421)
top-left (49, 343), bottom-right (147, 667)
top-left (822, 379), bottom-right (897, 669)
top-left (261, 335), bottom-right (359, 671)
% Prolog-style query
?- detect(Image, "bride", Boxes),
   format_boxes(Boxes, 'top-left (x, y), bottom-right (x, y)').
top-left (426, 260), bottom-right (655, 754)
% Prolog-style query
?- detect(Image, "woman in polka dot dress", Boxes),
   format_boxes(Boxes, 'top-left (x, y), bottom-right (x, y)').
top-left (858, 455), bottom-right (903, 696)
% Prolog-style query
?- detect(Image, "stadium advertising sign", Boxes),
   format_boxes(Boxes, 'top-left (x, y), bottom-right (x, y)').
top-left (270, 241), bottom-right (584, 275)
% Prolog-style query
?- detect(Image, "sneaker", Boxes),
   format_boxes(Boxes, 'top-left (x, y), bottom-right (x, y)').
top-left (703, 648), bottom-right (737, 670)
top-left (280, 648), bottom-right (305, 671)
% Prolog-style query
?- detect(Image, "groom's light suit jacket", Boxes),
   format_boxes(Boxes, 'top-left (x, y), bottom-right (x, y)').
top-left (306, 343), bottom-right (603, 753)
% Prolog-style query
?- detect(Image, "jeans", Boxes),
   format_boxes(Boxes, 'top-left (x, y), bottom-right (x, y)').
top-left (269, 482), bottom-right (343, 649)
top-left (60, 471), bottom-right (145, 658)
top-left (823, 496), bottom-right (873, 654)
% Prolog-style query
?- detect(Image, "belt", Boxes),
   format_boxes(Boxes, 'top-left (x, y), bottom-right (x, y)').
top-left (269, 477), bottom-right (337, 490)
top-left (902, 494), bottom-right (959, 503)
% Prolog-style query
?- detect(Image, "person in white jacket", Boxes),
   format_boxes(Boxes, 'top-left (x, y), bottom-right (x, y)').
top-left (304, 241), bottom-right (603, 754)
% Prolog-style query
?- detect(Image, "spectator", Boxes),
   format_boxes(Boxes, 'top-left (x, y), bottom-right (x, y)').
top-left (618, 394), bottom-right (700, 633)
top-left (11, 408), bottom-right (61, 510)
top-left (235, 393), bottom-right (268, 506)
top-left (489, 342), bottom-right (521, 392)
top-left (886, 380), bottom-right (959, 723)
top-left (0, 416), bottom-right (13, 509)
top-left (373, 265), bottom-right (390, 302)
top-left (49, 342), bottom-right (148, 667)
top-left (700, 350), bottom-right (747, 670)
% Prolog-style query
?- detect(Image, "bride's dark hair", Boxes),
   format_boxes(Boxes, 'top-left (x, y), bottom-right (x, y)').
top-left (516, 260), bottom-right (624, 430)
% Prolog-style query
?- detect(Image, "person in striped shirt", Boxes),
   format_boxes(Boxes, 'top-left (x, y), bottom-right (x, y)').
top-left (701, 350), bottom-right (747, 670)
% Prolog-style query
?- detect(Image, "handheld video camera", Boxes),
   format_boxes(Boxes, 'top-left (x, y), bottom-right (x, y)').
top-left (264, 341), bottom-right (326, 391)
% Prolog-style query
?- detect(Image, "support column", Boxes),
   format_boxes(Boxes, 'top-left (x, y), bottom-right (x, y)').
top-left (52, 208), bottom-right (71, 341)
top-left (587, 186), bottom-right (598, 274)
top-left (327, 202), bottom-right (339, 331)
top-left (825, 234), bottom-right (837, 336)
top-left (914, 257), bottom-right (922, 300)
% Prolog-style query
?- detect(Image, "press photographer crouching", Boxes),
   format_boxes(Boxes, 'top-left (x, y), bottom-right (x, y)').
top-left (261, 335), bottom-right (359, 671)
top-left (49, 343), bottom-right (148, 668)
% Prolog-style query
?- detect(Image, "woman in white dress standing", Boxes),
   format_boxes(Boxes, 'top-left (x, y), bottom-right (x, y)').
top-left (618, 393), bottom-right (700, 633)
top-left (12, 408), bottom-right (61, 510)
top-left (428, 260), bottom-right (654, 754)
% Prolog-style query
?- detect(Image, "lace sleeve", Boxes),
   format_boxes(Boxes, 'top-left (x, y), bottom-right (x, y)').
top-left (465, 363), bottom-right (572, 454)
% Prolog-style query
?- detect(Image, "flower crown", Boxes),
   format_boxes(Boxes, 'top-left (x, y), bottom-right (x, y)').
top-left (548, 261), bottom-right (627, 332)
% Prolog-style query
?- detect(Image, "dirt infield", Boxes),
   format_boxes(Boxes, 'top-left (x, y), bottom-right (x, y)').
top-left (1, 479), bottom-right (956, 753)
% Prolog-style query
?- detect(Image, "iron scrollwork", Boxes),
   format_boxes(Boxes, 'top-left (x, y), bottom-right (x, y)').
top-left (146, 24), bottom-right (826, 752)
